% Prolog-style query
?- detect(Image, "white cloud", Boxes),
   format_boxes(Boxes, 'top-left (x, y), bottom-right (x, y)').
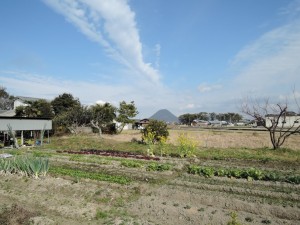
top-left (95, 100), bottom-right (106, 105)
top-left (231, 19), bottom-right (300, 96)
top-left (186, 103), bottom-right (195, 109)
top-left (0, 70), bottom-right (180, 118)
top-left (42, 0), bottom-right (160, 83)
top-left (279, 0), bottom-right (300, 18)
top-left (154, 44), bottom-right (161, 69)
top-left (178, 103), bottom-right (196, 111)
top-left (198, 83), bottom-right (222, 93)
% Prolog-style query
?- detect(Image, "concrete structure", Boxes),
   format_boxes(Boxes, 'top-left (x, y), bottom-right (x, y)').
top-left (265, 112), bottom-right (300, 128)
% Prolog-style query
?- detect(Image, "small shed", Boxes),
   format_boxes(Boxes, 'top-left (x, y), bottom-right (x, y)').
top-left (0, 116), bottom-right (52, 147)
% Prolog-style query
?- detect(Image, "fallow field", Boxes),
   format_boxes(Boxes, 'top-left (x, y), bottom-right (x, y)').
top-left (0, 128), bottom-right (299, 225)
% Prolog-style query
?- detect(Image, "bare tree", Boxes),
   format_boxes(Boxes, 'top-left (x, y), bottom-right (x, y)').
top-left (241, 93), bottom-right (300, 149)
top-left (0, 86), bottom-right (14, 110)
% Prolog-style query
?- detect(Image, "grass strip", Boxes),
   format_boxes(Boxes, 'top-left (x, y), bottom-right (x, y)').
top-left (49, 166), bottom-right (131, 185)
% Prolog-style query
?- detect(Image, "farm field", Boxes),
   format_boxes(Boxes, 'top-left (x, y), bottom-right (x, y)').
top-left (0, 129), bottom-right (299, 225)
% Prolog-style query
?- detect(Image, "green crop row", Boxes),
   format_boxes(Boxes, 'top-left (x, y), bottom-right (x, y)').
top-left (120, 160), bottom-right (143, 168)
top-left (69, 155), bottom-right (111, 165)
top-left (49, 166), bottom-right (131, 185)
top-left (0, 156), bottom-right (49, 179)
top-left (187, 165), bottom-right (300, 184)
top-left (146, 163), bottom-right (172, 171)
top-left (120, 159), bottom-right (172, 172)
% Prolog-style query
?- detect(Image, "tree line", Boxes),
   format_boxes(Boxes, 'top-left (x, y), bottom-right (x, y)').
top-left (2, 86), bottom-right (300, 150)
top-left (0, 87), bottom-right (138, 137)
top-left (178, 112), bottom-right (243, 125)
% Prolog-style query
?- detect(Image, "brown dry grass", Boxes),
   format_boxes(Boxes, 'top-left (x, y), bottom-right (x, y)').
top-left (104, 128), bottom-right (300, 150)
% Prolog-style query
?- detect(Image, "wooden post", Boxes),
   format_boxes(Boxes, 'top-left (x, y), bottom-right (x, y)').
top-left (21, 130), bottom-right (24, 146)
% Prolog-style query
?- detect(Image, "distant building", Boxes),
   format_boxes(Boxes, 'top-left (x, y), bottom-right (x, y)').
top-left (265, 111), bottom-right (300, 128)
top-left (133, 118), bottom-right (149, 129)
top-left (191, 119), bottom-right (210, 127)
top-left (13, 96), bottom-right (46, 110)
top-left (0, 96), bottom-right (48, 117)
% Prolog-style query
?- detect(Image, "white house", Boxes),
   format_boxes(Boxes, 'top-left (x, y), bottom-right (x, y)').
top-left (114, 121), bottom-right (133, 131)
top-left (0, 96), bottom-right (47, 117)
top-left (13, 96), bottom-right (45, 110)
top-left (265, 112), bottom-right (300, 128)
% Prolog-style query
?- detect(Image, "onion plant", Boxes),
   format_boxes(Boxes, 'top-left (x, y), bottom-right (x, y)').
top-left (0, 156), bottom-right (49, 179)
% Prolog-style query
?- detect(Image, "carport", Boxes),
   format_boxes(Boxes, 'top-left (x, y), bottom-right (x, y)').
top-left (0, 116), bottom-right (52, 147)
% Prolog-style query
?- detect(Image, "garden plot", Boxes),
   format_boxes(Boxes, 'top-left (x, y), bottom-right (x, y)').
top-left (0, 155), bottom-right (299, 225)
top-left (0, 132), bottom-right (299, 225)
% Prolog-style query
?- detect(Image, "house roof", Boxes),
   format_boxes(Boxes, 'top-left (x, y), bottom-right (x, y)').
top-left (0, 116), bottom-right (52, 131)
top-left (266, 111), bottom-right (300, 117)
top-left (15, 96), bottom-right (46, 102)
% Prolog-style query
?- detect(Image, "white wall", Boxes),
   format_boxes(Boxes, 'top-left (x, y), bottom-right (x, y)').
top-left (13, 99), bottom-right (28, 110)
top-left (265, 116), bottom-right (300, 128)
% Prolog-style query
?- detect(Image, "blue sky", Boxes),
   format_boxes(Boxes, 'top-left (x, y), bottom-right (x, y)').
top-left (1, 0), bottom-right (300, 118)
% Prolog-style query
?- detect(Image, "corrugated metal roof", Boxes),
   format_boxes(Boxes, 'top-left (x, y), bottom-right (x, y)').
top-left (0, 117), bottom-right (52, 131)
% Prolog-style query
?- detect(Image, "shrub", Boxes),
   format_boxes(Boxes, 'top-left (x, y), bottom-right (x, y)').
top-left (177, 133), bottom-right (197, 158)
top-left (142, 130), bottom-right (156, 156)
top-left (142, 120), bottom-right (169, 144)
top-left (157, 136), bottom-right (169, 156)
top-left (227, 211), bottom-right (242, 225)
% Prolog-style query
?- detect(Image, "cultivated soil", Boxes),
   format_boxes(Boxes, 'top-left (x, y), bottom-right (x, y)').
top-left (0, 129), bottom-right (299, 225)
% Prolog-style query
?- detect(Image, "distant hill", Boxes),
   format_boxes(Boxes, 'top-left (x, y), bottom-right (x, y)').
top-left (150, 109), bottom-right (179, 123)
